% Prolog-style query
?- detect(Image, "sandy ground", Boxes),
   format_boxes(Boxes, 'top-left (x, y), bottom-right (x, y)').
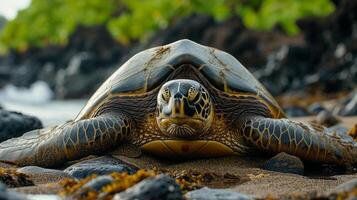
top-left (115, 154), bottom-right (357, 198)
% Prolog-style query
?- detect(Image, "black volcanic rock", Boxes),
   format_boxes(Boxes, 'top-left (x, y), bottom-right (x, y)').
top-left (0, 110), bottom-right (42, 142)
top-left (262, 152), bottom-right (304, 175)
top-left (64, 156), bottom-right (138, 179)
top-left (114, 174), bottom-right (183, 200)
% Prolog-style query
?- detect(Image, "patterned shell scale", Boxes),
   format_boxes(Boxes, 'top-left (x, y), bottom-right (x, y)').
top-left (75, 39), bottom-right (284, 121)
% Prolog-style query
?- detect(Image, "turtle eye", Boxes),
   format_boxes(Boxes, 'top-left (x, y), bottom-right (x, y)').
top-left (187, 87), bottom-right (198, 102)
top-left (162, 87), bottom-right (170, 102)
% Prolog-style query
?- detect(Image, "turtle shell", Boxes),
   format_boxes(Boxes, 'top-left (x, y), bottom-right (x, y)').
top-left (75, 39), bottom-right (285, 120)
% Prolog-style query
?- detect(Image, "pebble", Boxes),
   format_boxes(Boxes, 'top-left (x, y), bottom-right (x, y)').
top-left (185, 187), bottom-right (252, 200)
top-left (0, 182), bottom-right (28, 200)
top-left (338, 92), bottom-right (357, 116)
top-left (262, 152), bottom-right (304, 175)
top-left (327, 178), bottom-right (357, 199)
top-left (315, 110), bottom-right (340, 127)
top-left (113, 174), bottom-right (183, 200)
top-left (82, 175), bottom-right (114, 191)
top-left (307, 103), bottom-right (327, 115)
top-left (64, 156), bottom-right (138, 179)
top-left (17, 166), bottom-right (73, 184)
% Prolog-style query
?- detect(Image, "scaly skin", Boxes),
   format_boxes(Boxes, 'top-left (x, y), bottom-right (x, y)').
top-left (242, 116), bottom-right (357, 165)
top-left (0, 113), bottom-right (132, 167)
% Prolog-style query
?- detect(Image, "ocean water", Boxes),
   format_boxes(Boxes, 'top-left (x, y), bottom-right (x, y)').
top-left (0, 82), bottom-right (86, 126)
top-left (1, 99), bottom-right (86, 126)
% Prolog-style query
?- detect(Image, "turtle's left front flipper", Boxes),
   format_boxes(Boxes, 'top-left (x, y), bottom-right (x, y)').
top-left (242, 117), bottom-right (357, 165)
top-left (0, 113), bottom-right (131, 167)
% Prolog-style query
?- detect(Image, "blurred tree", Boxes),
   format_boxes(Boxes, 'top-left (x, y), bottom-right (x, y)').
top-left (0, 15), bottom-right (7, 54)
top-left (0, 0), bottom-right (122, 50)
top-left (236, 0), bottom-right (335, 34)
top-left (0, 0), bottom-right (335, 51)
top-left (0, 15), bottom-right (6, 30)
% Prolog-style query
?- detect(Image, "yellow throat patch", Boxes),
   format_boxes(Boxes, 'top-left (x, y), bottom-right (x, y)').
top-left (141, 140), bottom-right (234, 158)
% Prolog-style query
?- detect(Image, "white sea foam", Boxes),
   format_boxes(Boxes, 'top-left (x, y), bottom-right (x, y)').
top-left (0, 81), bottom-right (54, 104)
top-left (0, 81), bottom-right (86, 126)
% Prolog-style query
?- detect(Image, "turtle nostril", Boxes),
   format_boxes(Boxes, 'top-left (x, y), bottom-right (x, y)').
top-left (174, 93), bottom-right (182, 99)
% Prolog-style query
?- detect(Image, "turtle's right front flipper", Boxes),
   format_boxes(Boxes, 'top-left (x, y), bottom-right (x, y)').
top-left (242, 117), bottom-right (357, 166)
top-left (0, 113), bottom-right (131, 167)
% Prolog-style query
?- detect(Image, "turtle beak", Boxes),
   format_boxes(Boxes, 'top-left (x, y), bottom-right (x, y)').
top-left (173, 99), bottom-right (183, 116)
top-left (168, 97), bottom-right (185, 118)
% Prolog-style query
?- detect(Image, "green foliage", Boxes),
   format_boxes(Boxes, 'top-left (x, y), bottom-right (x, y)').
top-left (236, 0), bottom-right (335, 34)
top-left (107, 0), bottom-right (231, 44)
top-left (0, 0), bottom-right (120, 50)
top-left (0, 15), bottom-right (7, 54)
top-left (0, 0), bottom-right (335, 51)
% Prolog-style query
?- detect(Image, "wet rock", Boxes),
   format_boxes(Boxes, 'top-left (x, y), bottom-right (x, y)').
top-left (55, 65), bottom-right (113, 99)
top-left (83, 175), bottom-right (114, 191)
top-left (0, 67), bottom-right (11, 88)
top-left (315, 110), bottom-right (340, 127)
top-left (0, 110), bottom-right (42, 142)
top-left (67, 25), bottom-right (123, 63)
top-left (283, 105), bottom-right (310, 117)
top-left (307, 103), bottom-right (327, 115)
top-left (328, 178), bottom-right (357, 199)
top-left (66, 52), bottom-right (97, 74)
top-left (64, 156), bottom-right (138, 179)
top-left (185, 187), bottom-right (252, 200)
top-left (333, 178), bottom-right (357, 193)
top-left (61, 169), bottom-right (157, 199)
top-left (114, 174), bottom-right (183, 200)
top-left (0, 182), bottom-right (27, 200)
top-left (262, 152), bottom-right (304, 175)
top-left (11, 184), bottom-right (63, 195)
top-left (70, 175), bottom-right (114, 198)
top-left (337, 92), bottom-right (357, 116)
top-left (255, 45), bottom-right (313, 95)
top-left (11, 62), bottom-right (41, 88)
top-left (50, 25), bottom-right (124, 99)
top-left (38, 62), bottom-right (57, 89)
top-left (17, 166), bottom-right (73, 184)
top-left (296, 0), bottom-right (357, 93)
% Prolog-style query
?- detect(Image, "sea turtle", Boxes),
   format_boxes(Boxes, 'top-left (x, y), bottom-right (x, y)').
top-left (0, 39), bottom-right (356, 167)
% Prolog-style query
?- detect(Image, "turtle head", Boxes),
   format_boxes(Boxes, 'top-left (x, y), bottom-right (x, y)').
top-left (156, 79), bottom-right (213, 138)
